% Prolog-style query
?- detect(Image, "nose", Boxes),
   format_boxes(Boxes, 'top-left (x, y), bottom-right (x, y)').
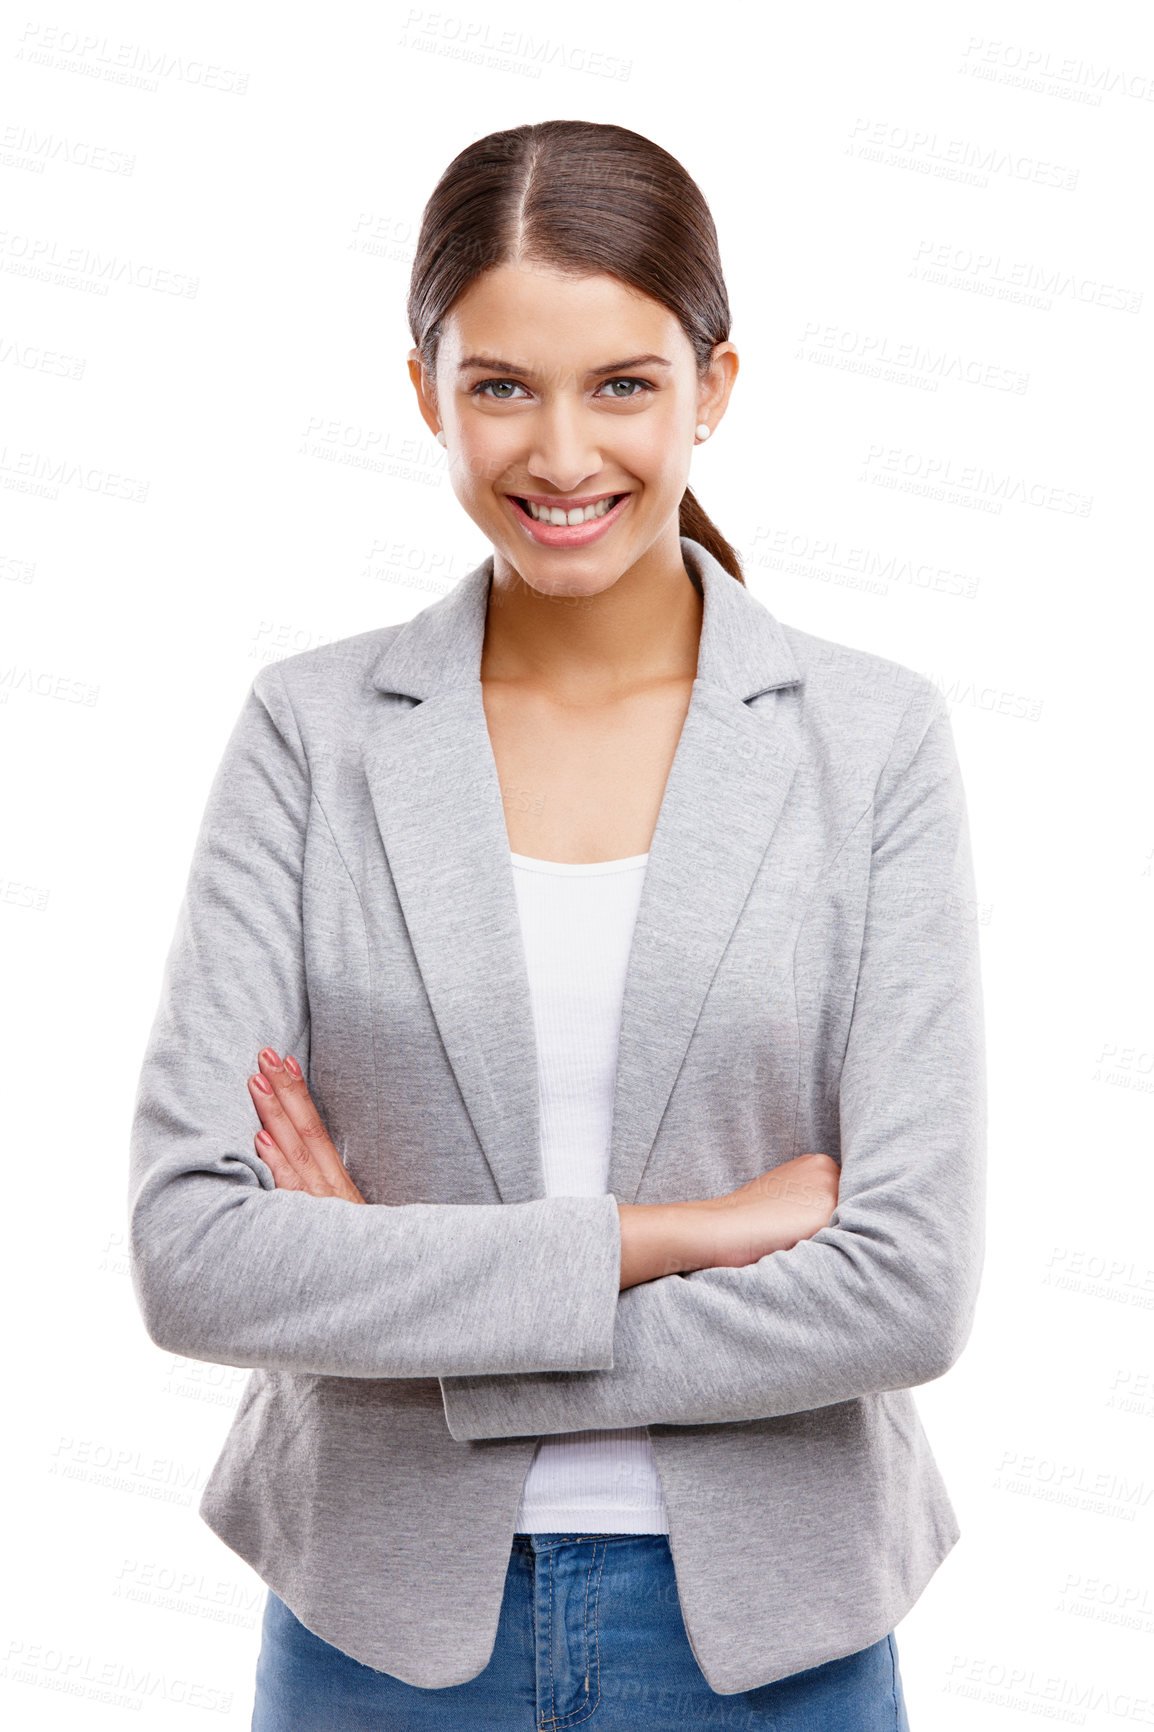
top-left (524, 395), bottom-right (605, 495)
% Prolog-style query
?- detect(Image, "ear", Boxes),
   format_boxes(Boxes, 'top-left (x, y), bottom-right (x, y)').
top-left (407, 347), bottom-right (440, 439)
top-left (697, 342), bottom-right (739, 429)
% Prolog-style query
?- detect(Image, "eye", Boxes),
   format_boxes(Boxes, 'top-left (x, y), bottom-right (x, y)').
top-left (468, 376), bottom-right (656, 401)
top-left (471, 379), bottom-right (531, 400)
top-left (597, 377), bottom-right (654, 399)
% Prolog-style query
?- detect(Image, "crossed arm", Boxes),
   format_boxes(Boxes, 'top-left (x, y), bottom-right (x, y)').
top-left (130, 669), bottom-right (984, 1428)
top-left (241, 682), bottom-right (985, 1442)
top-left (243, 1046), bottom-right (842, 1290)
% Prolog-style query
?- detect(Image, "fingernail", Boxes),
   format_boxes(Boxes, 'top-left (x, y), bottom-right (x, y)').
top-left (284, 1055), bottom-right (302, 1078)
top-left (251, 1074), bottom-right (273, 1094)
top-left (256, 1130), bottom-right (274, 1146)
top-left (260, 1048), bottom-right (282, 1068)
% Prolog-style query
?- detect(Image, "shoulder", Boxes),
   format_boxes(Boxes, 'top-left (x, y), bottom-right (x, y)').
top-left (248, 622), bottom-right (408, 732)
top-left (759, 616), bottom-right (953, 810)
top-left (240, 624), bottom-right (417, 782)
top-left (776, 619), bottom-right (946, 757)
top-left (779, 620), bottom-right (940, 718)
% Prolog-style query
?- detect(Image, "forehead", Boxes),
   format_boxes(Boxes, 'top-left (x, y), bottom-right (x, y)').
top-left (440, 262), bottom-right (690, 367)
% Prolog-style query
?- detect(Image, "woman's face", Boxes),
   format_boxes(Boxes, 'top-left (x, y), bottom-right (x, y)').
top-left (408, 262), bottom-right (737, 600)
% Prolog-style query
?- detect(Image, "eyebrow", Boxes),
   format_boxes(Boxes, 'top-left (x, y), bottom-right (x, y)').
top-left (456, 352), bottom-right (673, 377)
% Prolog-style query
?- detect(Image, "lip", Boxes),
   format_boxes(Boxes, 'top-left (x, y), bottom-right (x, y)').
top-left (504, 491), bottom-right (632, 548)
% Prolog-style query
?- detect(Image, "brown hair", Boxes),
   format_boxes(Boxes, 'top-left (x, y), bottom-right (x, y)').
top-left (406, 120), bottom-right (744, 584)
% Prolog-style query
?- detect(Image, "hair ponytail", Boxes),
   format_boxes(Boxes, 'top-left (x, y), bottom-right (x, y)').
top-left (679, 487), bottom-right (743, 584)
top-left (408, 120), bottom-right (745, 586)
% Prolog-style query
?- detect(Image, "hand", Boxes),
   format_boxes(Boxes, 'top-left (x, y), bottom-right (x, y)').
top-left (692, 1152), bottom-right (840, 1269)
top-left (247, 1047), bottom-right (367, 1203)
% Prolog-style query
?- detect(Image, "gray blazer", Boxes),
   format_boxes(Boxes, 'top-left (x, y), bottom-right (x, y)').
top-left (127, 535), bottom-right (986, 1694)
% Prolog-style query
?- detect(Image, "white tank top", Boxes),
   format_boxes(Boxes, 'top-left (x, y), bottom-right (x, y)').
top-left (508, 848), bottom-right (671, 1534)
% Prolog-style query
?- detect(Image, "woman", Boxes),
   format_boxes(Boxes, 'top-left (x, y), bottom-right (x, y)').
top-left (128, 121), bottom-right (986, 1728)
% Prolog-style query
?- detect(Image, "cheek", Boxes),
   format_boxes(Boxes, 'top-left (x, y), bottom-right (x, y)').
top-left (621, 408), bottom-right (690, 489)
top-left (451, 422), bottom-right (513, 496)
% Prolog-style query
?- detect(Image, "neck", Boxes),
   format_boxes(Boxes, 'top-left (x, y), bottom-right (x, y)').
top-left (481, 527), bottom-right (704, 703)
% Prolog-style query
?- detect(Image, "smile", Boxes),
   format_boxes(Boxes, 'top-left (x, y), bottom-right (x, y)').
top-left (505, 491), bottom-right (632, 547)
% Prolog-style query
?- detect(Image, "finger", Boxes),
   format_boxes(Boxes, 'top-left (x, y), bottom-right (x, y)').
top-left (254, 1119), bottom-right (367, 1204)
top-left (255, 1049), bottom-right (350, 1192)
top-left (248, 1072), bottom-right (332, 1196)
top-left (254, 1128), bottom-right (307, 1192)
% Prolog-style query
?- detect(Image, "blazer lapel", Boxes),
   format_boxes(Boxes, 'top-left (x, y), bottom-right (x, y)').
top-left (361, 537), bottom-right (804, 1210)
top-left (607, 547), bottom-right (804, 1204)
top-left (362, 562), bottom-right (543, 1206)
top-left (608, 679), bottom-right (803, 1205)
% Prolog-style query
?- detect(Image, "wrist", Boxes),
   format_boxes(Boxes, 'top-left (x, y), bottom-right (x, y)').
top-left (617, 1199), bottom-right (708, 1290)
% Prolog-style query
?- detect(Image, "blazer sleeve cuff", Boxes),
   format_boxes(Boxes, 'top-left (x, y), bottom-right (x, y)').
top-left (440, 1193), bottom-right (621, 1439)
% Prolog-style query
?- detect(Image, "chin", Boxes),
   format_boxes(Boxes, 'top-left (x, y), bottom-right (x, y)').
top-left (498, 553), bottom-right (630, 604)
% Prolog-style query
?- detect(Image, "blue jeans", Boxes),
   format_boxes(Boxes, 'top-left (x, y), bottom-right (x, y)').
top-left (252, 1532), bottom-right (912, 1728)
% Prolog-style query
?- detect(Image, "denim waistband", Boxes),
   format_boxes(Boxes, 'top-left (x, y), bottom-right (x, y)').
top-left (512, 1531), bottom-right (669, 1553)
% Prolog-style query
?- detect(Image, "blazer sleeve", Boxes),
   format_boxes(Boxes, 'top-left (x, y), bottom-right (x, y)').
top-left (438, 686), bottom-right (987, 1439)
top-left (127, 666), bottom-right (622, 1379)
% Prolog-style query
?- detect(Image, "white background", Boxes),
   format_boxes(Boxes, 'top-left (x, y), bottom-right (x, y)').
top-left (2, 0), bottom-right (1152, 1724)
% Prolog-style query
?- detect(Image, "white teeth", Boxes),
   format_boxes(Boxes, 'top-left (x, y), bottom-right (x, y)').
top-left (524, 495), bottom-right (621, 525)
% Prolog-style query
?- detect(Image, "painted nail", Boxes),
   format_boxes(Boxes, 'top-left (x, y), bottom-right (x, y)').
top-left (256, 1130), bottom-right (274, 1146)
top-left (260, 1048), bottom-right (282, 1068)
top-left (251, 1074), bottom-right (273, 1094)
top-left (284, 1055), bottom-right (302, 1079)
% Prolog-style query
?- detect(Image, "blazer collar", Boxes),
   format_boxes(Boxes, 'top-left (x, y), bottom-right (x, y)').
top-left (371, 536), bottom-right (802, 702)
top-left (362, 538), bottom-right (805, 1208)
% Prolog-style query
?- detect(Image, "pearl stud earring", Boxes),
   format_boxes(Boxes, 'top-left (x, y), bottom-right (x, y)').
top-left (695, 423), bottom-right (711, 442)
top-left (435, 430), bottom-right (446, 447)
